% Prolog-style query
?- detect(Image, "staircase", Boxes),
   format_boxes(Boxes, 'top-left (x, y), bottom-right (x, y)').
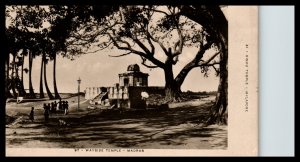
top-left (91, 92), bottom-right (108, 105)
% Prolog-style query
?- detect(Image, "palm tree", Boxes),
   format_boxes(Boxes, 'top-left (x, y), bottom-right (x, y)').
top-left (39, 53), bottom-right (45, 98)
top-left (6, 27), bottom-right (21, 98)
top-left (43, 53), bottom-right (54, 99)
top-left (11, 52), bottom-right (18, 98)
top-left (52, 52), bottom-right (60, 99)
top-left (5, 53), bottom-right (13, 98)
top-left (28, 50), bottom-right (36, 98)
top-left (18, 49), bottom-right (27, 96)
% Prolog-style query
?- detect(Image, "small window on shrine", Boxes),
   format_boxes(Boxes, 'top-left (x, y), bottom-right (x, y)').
top-left (124, 78), bottom-right (129, 87)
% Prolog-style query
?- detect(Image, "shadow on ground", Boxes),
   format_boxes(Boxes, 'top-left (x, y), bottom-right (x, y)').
top-left (6, 102), bottom-right (227, 149)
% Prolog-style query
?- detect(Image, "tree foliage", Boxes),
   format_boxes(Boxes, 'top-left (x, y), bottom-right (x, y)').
top-left (61, 5), bottom-right (222, 101)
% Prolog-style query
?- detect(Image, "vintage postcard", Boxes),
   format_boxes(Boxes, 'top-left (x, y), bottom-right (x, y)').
top-left (5, 5), bottom-right (258, 156)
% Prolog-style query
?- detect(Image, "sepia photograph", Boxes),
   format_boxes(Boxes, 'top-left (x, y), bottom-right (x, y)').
top-left (4, 5), bottom-right (258, 156)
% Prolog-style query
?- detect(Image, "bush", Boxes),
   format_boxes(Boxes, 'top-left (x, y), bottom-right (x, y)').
top-left (6, 115), bottom-right (16, 125)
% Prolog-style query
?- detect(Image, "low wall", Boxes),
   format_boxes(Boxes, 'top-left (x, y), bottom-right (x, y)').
top-left (109, 86), bottom-right (164, 109)
top-left (85, 86), bottom-right (165, 109)
top-left (128, 86), bottom-right (165, 96)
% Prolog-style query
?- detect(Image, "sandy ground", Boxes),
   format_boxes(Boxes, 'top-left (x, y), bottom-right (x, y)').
top-left (6, 94), bottom-right (227, 149)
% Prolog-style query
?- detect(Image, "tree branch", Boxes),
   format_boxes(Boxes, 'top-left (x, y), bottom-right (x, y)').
top-left (148, 31), bottom-right (169, 56)
top-left (84, 49), bottom-right (102, 54)
top-left (173, 25), bottom-right (184, 57)
top-left (143, 6), bottom-right (169, 16)
top-left (194, 40), bottom-right (214, 63)
top-left (147, 35), bottom-right (155, 55)
top-left (117, 38), bottom-right (132, 48)
top-left (132, 38), bottom-right (152, 55)
top-left (174, 40), bottom-right (214, 84)
top-left (146, 26), bottom-right (155, 55)
top-left (212, 64), bottom-right (220, 74)
top-left (108, 33), bottom-right (134, 51)
top-left (97, 41), bottom-right (114, 50)
top-left (197, 61), bottom-right (220, 67)
top-left (108, 33), bottom-right (165, 68)
top-left (109, 51), bottom-right (132, 57)
top-left (68, 21), bottom-right (122, 45)
top-left (140, 56), bottom-right (159, 68)
top-left (198, 51), bottom-right (220, 65)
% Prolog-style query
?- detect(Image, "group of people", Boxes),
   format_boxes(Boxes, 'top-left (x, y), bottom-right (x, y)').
top-left (44, 100), bottom-right (69, 113)
top-left (29, 99), bottom-right (70, 123)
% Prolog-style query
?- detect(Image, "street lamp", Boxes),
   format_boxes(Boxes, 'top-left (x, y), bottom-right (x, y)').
top-left (77, 77), bottom-right (81, 111)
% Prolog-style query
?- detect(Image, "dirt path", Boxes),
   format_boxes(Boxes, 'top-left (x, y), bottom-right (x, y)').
top-left (6, 98), bottom-right (227, 149)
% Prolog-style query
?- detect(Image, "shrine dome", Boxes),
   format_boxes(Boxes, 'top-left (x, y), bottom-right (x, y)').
top-left (127, 64), bottom-right (140, 72)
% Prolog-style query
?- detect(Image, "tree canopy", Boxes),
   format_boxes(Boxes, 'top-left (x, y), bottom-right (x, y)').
top-left (5, 5), bottom-right (228, 124)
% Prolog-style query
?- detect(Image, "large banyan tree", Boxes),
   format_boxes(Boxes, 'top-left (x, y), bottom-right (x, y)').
top-left (65, 5), bottom-right (228, 124)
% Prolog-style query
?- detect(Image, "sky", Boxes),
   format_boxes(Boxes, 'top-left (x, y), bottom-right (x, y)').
top-left (21, 47), bottom-right (219, 93)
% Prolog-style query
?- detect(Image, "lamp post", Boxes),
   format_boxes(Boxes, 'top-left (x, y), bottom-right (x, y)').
top-left (77, 77), bottom-right (81, 111)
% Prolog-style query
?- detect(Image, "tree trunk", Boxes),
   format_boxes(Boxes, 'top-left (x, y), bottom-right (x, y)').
top-left (206, 60), bottom-right (227, 124)
top-left (181, 5), bottom-right (228, 125)
top-left (164, 81), bottom-right (181, 102)
top-left (44, 56), bottom-right (54, 99)
top-left (175, 61), bottom-right (197, 91)
top-left (206, 35), bottom-right (228, 125)
top-left (164, 62), bottom-right (181, 102)
top-left (174, 39), bottom-right (213, 92)
top-left (53, 54), bottom-right (60, 99)
top-left (20, 54), bottom-right (27, 96)
top-left (204, 6), bottom-right (228, 125)
top-left (14, 56), bottom-right (22, 96)
top-left (39, 55), bottom-right (45, 98)
top-left (5, 54), bottom-right (13, 98)
top-left (11, 55), bottom-right (18, 98)
top-left (28, 51), bottom-right (36, 98)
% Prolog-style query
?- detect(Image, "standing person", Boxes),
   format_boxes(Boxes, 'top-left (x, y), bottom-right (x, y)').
top-left (43, 103), bottom-right (47, 111)
top-left (64, 101), bottom-right (69, 115)
top-left (53, 101), bottom-right (57, 113)
top-left (51, 102), bottom-right (54, 112)
top-left (47, 103), bottom-right (51, 111)
top-left (47, 103), bottom-right (51, 116)
top-left (61, 101), bottom-right (65, 111)
top-left (44, 103), bottom-right (49, 122)
top-left (59, 99), bottom-right (62, 110)
top-left (29, 107), bottom-right (34, 122)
